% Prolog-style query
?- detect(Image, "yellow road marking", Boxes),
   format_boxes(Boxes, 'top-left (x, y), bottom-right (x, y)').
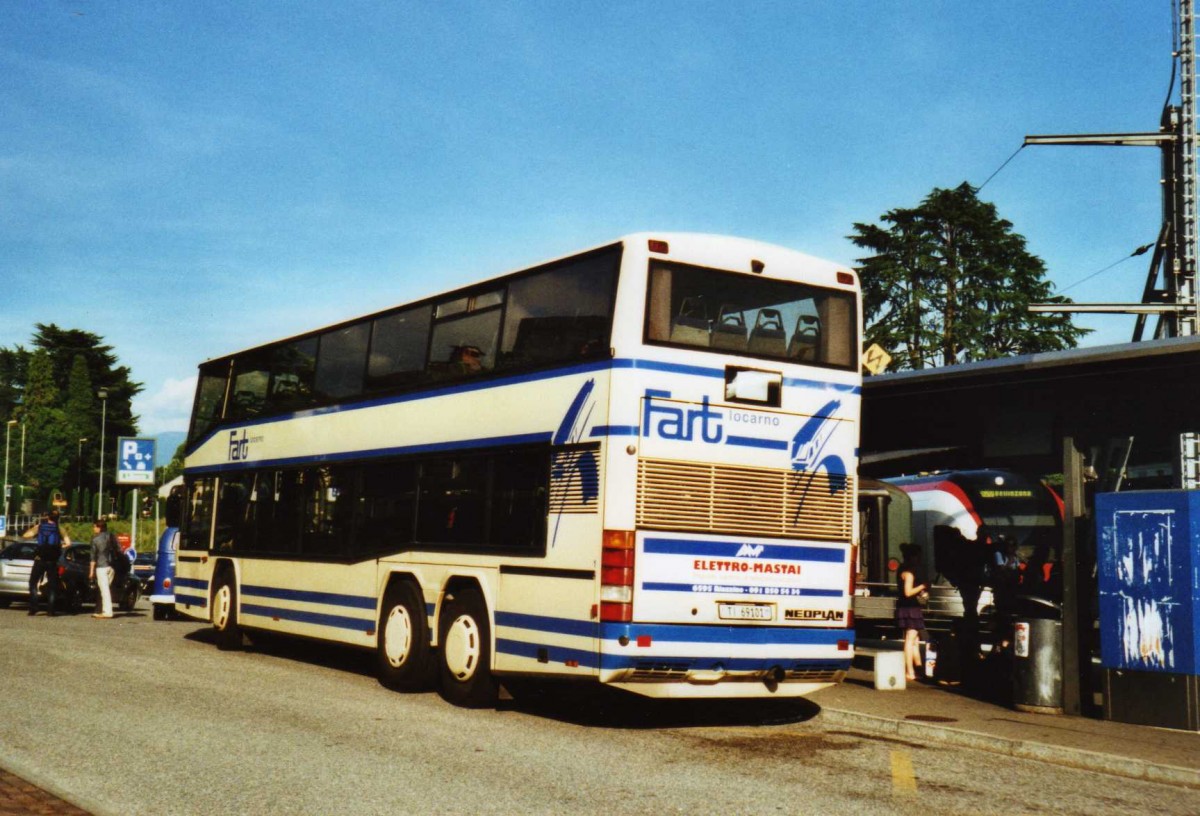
top-left (891, 749), bottom-right (917, 795)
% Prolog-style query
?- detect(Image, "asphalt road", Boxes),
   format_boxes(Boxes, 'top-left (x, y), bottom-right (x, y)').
top-left (0, 601), bottom-right (1193, 816)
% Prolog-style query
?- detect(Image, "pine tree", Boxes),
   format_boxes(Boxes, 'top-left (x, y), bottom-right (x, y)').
top-left (19, 350), bottom-right (73, 498)
top-left (850, 183), bottom-right (1088, 371)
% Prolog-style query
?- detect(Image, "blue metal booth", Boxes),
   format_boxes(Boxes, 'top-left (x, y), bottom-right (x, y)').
top-left (1096, 490), bottom-right (1200, 731)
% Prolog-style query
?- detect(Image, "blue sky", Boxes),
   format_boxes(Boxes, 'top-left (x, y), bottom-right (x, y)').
top-left (0, 1), bottom-right (1177, 433)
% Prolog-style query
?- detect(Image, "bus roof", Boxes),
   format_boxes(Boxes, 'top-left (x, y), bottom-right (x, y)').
top-left (195, 232), bottom-right (854, 367)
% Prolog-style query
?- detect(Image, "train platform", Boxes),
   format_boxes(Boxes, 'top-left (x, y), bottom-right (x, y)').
top-left (811, 668), bottom-right (1200, 789)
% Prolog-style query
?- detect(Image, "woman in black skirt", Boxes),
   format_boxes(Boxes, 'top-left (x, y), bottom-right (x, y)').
top-left (897, 543), bottom-right (929, 681)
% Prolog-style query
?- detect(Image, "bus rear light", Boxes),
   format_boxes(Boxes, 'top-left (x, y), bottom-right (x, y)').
top-left (603, 529), bottom-right (635, 550)
top-left (163, 578), bottom-right (171, 589)
top-left (636, 635), bottom-right (652, 647)
top-left (601, 566), bottom-right (634, 586)
top-left (648, 239), bottom-right (669, 254)
top-left (837, 639), bottom-right (851, 651)
top-left (601, 547), bottom-right (634, 567)
top-left (600, 584), bottom-right (632, 604)
top-left (601, 528), bottom-right (636, 622)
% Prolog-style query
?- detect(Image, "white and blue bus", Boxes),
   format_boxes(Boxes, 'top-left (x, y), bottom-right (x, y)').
top-left (175, 233), bottom-right (862, 706)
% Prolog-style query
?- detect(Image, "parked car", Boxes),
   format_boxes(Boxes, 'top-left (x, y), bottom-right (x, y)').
top-left (150, 527), bottom-right (178, 621)
top-left (0, 541), bottom-right (38, 606)
top-left (57, 543), bottom-right (140, 613)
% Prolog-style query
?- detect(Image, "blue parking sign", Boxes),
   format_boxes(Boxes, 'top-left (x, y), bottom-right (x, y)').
top-left (117, 437), bottom-right (156, 485)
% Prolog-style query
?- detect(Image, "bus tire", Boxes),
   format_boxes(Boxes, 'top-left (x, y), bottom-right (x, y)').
top-left (153, 603), bottom-right (171, 621)
top-left (437, 587), bottom-right (498, 708)
top-left (212, 572), bottom-right (242, 651)
top-left (377, 581), bottom-right (435, 691)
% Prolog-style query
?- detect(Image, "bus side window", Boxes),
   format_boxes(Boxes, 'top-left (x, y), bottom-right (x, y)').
top-left (366, 305), bottom-right (433, 392)
top-left (498, 249), bottom-right (618, 370)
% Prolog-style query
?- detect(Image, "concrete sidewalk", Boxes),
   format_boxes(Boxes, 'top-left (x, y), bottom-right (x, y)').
top-left (810, 670), bottom-right (1200, 789)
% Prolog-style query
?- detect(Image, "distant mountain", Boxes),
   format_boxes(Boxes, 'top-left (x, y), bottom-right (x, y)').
top-left (154, 431), bottom-right (187, 460)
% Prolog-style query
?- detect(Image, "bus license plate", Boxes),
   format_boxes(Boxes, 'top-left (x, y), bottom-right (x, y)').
top-left (718, 603), bottom-right (774, 621)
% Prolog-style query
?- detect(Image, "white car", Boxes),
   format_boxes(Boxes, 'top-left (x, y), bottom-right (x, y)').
top-left (0, 541), bottom-right (38, 606)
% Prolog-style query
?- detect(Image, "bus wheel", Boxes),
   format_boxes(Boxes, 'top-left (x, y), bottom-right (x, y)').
top-left (153, 603), bottom-right (171, 621)
top-left (212, 573), bottom-right (242, 651)
top-left (437, 587), bottom-right (498, 708)
top-left (377, 582), bottom-right (434, 691)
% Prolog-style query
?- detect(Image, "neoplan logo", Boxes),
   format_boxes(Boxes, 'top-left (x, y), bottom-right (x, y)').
top-left (785, 609), bottom-right (845, 622)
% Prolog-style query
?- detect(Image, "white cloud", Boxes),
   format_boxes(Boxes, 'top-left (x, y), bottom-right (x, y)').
top-left (135, 376), bottom-right (197, 434)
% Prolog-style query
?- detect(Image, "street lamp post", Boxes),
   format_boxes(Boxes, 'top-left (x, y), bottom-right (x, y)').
top-left (4, 419), bottom-right (16, 528)
top-left (97, 389), bottom-right (108, 519)
top-left (77, 437), bottom-right (88, 513)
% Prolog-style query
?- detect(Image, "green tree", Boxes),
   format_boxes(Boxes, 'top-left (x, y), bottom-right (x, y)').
top-left (158, 441), bottom-right (186, 486)
top-left (18, 350), bottom-right (73, 501)
top-left (849, 183), bottom-right (1088, 371)
top-left (0, 325), bottom-right (143, 502)
top-left (31, 323), bottom-right (142, 443)
top-left (64, 355), bottom-right (93, 509)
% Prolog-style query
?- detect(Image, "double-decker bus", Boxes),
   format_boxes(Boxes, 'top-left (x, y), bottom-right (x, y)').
top-left (175, 233), bottom-right (862, 706)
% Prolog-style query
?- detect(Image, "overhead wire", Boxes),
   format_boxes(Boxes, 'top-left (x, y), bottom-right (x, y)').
top-left (1054, 243), bottom-right (1156, 295)
top-left (972, 144), bottom-right (1025, 194)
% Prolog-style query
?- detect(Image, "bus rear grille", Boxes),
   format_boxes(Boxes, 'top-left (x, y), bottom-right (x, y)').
top-left (787, 664), bottom-right (844, 682)
top-left (630, 661), bottom-right (691, 681)
top-left (636, 458), bottom-right (854, 541)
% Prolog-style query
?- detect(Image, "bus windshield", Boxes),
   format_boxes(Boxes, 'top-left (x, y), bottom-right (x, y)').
top-left (645, 261), bottom-right (857, 369)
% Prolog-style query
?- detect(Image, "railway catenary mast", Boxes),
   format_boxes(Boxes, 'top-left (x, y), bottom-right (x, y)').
top-left (1026, 0), bottom-right (1199, 338)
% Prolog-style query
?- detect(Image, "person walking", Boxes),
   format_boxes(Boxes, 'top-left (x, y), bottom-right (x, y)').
top-left (23, 511), bottom-right (71, 616)
top-left (88, 519), bottom-right (118, 619)
top-left (896, 543), bottom-right (930, 682)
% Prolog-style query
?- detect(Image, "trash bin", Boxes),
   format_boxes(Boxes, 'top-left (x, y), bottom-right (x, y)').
top-left (1012, 616), bottom-right (1063, 714)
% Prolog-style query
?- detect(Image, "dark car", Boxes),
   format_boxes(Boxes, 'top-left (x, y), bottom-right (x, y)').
top-left (133, 550), bottom-right (157, 592)
top-left (57, 544), bottom-right (140, 613)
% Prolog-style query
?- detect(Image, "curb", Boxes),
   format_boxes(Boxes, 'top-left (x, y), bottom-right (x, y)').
top-left (0, 752), bottom-right (116, 816)
top-left (817, 708), bottom-right (1200, 790)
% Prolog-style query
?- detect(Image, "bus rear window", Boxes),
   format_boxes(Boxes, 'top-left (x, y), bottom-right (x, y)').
top-left (645, 262), bottom-right (856, 369)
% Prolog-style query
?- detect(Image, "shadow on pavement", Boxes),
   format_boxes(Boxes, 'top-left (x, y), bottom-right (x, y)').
top-left (501, 680), bottom-right (822, 729)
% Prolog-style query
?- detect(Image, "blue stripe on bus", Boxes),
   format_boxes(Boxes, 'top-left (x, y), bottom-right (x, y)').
top-left (174, 577), bottom-right (210, 590)
top-left (495, 637), bottom-right (851, 674)
top-left (242, 584), bottom-right (377, 610)
top-left (618, 358), bottom-right (860, 395)
top-left (175, 592), bottom-right (208, 608)
top-left (188, 431), bottom-right (554, 474)
top-left (241, 603), bottom-right (373, 633)
top-left (494, 613), bottom-right (850, 645)
top-left (642, 581), bottom-right (843, 598)
top-left (599, 622), bottom-right (852, 645)
top-left (643, 537), bottom-right (846, 562)
top-left (496, 610), bottom-right (597, 638)
top-left (724, 435), bottom-right (788, 450)
top-left (185, 357), bottom-right (859, 457)
top-left (598, 654), bottom-right (852, 671)
top-left (590, 425), bottom-right (639, 437)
